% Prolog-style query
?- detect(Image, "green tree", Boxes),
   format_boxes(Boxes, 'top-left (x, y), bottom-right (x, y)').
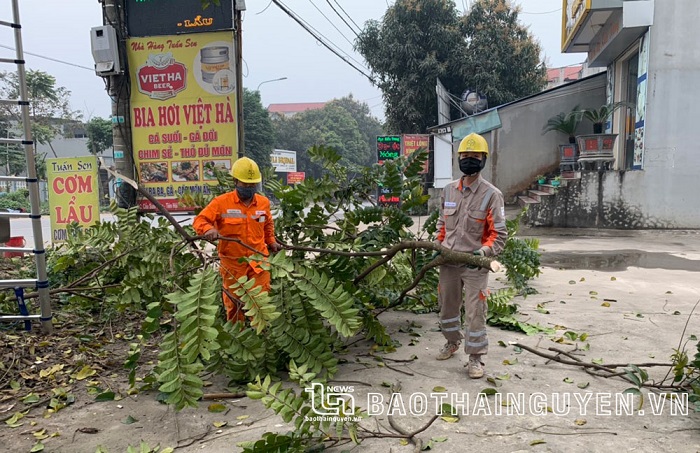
top-left (356, 0), bottom-right (546, 133)
top-left (356, 0), bottom-right (468, 133)
top-left (461, 0), bottom-right (547, 106)
top-left (328, 95), bottom-right (384, 165)
top-left (243, 88), bottom-right (275, 168)
top-left (273, 96), bottom-right (382, 178)
top-left (86, 117), bottom-right (113, 155)
top-left (0, 70), bottom-right (80, 153)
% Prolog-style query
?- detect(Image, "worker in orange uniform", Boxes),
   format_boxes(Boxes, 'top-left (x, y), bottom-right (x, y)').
top-left (193, 157), bottom-right (282, 322)
top-left (434, 133), bottom-right (507, 379)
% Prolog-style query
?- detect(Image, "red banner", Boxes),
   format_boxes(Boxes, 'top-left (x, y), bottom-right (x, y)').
top-left (402, 134), bottom-right (429, 174)
top-left (287, 172), bottom-right (305, 185)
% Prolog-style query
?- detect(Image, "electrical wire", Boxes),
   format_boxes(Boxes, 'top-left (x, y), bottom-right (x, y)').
top-left (0, 44), bottom-right (93, 71)
top-left (308, 0), bottom-right (354, 47)
top-left (271, 0), bottom-right (375, 84)
top-left (331, 0), bottom-right (362, 34)
top-left (276, 0), bottom-right (369, 72)
top-left (520, 8), bottom-right (561, 15)
top-left (324, 0), bottom-right (360, 38)
top-left (257, 0), bottom-right (274, 14)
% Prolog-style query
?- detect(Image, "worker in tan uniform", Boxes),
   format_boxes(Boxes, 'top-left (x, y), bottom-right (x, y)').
top-left (434, 133), bottom-right (507, 379)
top-left (193, 157), bottom-right (282, 323)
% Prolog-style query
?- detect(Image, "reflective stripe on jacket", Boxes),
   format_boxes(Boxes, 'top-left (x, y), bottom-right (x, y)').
top-left (435, 175), bottom-right (507, 257)
top-left (193, 191), bottom-right (276, 264)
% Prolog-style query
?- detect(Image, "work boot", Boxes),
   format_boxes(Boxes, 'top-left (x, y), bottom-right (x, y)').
top-left (467, 355), bottom-right (484, 379)
top-left (436, 341), bottom-right (460, 360)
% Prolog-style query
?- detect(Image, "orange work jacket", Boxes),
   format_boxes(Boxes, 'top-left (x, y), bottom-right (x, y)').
top-left (193, 191), bottom-right (276, 267)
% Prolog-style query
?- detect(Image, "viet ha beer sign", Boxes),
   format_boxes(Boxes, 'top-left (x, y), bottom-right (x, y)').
top-left (47, 157), bottom-right (100, 244)
top-left (127, 31), bottom-right (237, 212)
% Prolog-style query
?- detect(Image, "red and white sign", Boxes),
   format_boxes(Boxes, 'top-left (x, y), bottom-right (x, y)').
top-left (137, 58), bottom-right (187, 100)
top-left (287, 172), bottom-right (305, 185)
top-left (403, 134), bottom-right (430, 174)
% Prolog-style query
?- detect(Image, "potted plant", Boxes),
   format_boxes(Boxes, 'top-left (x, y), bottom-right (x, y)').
top-left (537, 175), bottom-right (546, 184)
top-left (542, 105), bottom-right (581, 144)
top-left (579, 101), bottom-right (630, 134)
top-left (543, 106), bottom-right (581, 168)
top-left (551, 176), bottom-right (561, 187)
top-left (575, 102), bottom-right (631, 162)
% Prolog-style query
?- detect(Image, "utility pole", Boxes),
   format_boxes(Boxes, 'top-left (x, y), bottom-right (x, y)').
top-left (103, 0), bottom-right (136, 207)
top-left (235, 0), bottom-right (245, 158)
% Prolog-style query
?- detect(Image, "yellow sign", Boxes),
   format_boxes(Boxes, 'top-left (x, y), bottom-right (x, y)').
top-left (127, 31), bottom-right (237, 212)
top-left (47, 157), bottom-right (100, 244)
top-left (562, 0), bottom-right (591, 51)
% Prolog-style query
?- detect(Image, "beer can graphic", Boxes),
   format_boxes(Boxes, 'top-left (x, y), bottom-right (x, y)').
top-left (200, 46), bottom-right (230, 83)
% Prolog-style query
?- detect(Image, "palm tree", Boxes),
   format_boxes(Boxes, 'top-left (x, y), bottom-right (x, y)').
top-left (542, 105), bottom-right (581, 144)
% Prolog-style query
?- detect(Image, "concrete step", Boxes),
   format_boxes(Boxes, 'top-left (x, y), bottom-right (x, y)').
top-left (538, 184), bottom-right (559, 194)
top-left (517, 195), bottom-right (539, 208)
top-left (528, 189), bottom-right (553, 202)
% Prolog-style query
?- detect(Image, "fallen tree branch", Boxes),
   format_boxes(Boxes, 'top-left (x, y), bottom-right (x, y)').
top-left (515, 343), bottom-right (684, 389)
top-left (387, 413), bottom-right (439, 453)
top-left (201, 392), bottom-right (246, 400)
top-left (99, 159), bottom-right (200, 252)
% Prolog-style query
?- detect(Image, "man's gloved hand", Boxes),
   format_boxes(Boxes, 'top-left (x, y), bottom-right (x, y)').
top-left (204, 228), bottom-right (220, 241)
top-left (268, 242), bottom-right (283, 253)
top-left (473, 249), bottom-right (485, 257)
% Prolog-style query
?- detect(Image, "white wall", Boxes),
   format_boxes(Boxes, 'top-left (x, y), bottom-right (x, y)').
top-left (623, 0), bottom-right (700, 227)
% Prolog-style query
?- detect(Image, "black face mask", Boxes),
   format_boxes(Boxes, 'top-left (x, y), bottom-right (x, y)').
top-left (459, 157), bottom-right (485, 176)
top-left (237, 186), bottom-right (256, 201)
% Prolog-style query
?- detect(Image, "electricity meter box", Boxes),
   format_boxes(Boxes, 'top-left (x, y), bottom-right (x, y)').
top-left (90, 25), bottom-right (121, 76)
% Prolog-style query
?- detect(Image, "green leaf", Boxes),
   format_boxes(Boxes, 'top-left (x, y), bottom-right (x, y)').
top-left (530, 439), bottom-right (546, 446)
top-left (479, 388), bottom-right (498, 396)
top-left (432, 386), bottom-right (447, 392)
top-left (75, 365), bottom-right (97, 380)
top-left (208, 403), bottom-right (227, 413)
top-left (30, 442), bottom-right (44, 452)
top-left (95, 391), bottom-right (116, 402)
top-left (22, 393), bottom-right (40, 404)
top-left (577, 382), bottom-right (590, 389)
top-left (122, 415), bottom-right (138, 425)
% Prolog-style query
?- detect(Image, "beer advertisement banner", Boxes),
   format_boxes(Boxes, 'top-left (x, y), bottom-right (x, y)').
top-left (47, 157), bottom-right (100, 244)
top-left (127, 31), bottom-right (237, 212)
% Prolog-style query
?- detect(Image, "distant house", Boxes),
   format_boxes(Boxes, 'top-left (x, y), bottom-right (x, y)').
top-left (267, 102), bottom-right (327, 118)
top-left (546, 65), bottom-right (583, 88)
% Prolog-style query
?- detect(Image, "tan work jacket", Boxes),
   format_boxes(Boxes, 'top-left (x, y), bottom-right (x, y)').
top-left (436, 175), bottom-right (507, 257)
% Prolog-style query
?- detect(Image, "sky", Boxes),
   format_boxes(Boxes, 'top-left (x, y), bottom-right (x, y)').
top-left (0, 0), bottom-right (586, 123)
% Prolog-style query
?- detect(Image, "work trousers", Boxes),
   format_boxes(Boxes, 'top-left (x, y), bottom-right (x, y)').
top-left (220, 261), bottom-right (270, 323)
top-left (438, 264), bottom-right (490, 356)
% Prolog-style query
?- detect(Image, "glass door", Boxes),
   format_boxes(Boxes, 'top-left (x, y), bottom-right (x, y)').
top-left (623, 53), bottom-right (639, 170)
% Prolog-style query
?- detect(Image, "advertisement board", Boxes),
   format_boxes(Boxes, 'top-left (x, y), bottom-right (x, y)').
top-left (287, 172), bottom-right (305, 185)
top-left (376, 136), bottom-right (401, 205)
top-left (127, 31), bottom-right (237, 212)
top-left (47, 157), bottom-right (100, 244)
top-left (271, 149), bottom-right (297, 173)
top-left (402, 134), bottom-right (429, 174)
top-left (561, 0), bottom-right (591, 51)
top-left (125, 0), bottom-right (233, 37)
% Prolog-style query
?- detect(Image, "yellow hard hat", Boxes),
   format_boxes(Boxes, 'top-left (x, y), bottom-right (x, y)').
top-left (231, 157), bottom-right (262, 183)
top-left (457, 133), bottom-right (489, 157)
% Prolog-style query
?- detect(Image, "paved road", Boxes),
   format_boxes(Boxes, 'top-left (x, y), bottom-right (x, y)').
top-left (4, 213), bottom-right (196, 247)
